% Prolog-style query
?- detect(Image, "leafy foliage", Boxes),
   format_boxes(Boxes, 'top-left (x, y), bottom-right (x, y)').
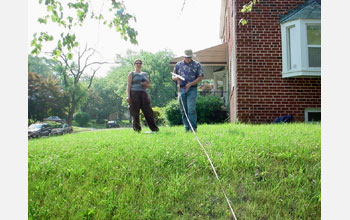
top-left (80, 76), bottom-right (125, 121)
top-left (140, 106), bottom-right (167, 126)
top-left (28, 72), bottom-right (69, 122)
top-left (31, 0), bottom-right (138, 59)
top-left (239, 0), bottom-right (260, 25)
top-left (73, 111), bottom-right (90, 126)
top-left (30, 0), bottom-right (140, 125)
top-left (196, 96), bottom-right (228, 124)
top-left (164, 99), bottom-right (183, 126)
top-left (164, 95), bottom-right (228, 126)
top-left (28, 55), bottom-right (60, 78)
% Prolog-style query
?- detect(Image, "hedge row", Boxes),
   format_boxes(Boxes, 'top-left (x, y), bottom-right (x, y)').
top-left (164, 96), bottom-right (228, 126)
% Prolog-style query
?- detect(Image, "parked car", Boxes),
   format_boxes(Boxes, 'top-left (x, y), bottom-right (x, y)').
top-left (44, 116), bottom-right (65, 123)
top-left (28, 123), bottom-right (52, 138)
top-left (48, 123), bottom-right (73, 136)
top-left (106, 121), bottom-right (119, 128)
top-left (51, 127), bottom-right (64, 136)
top-left (62, 123), bottom-right (73, 133)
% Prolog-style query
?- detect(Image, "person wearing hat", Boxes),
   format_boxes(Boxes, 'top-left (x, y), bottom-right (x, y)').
top-left (172, 49), bottom-right (204, 132)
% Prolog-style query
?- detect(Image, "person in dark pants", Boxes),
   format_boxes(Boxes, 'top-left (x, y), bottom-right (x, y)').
top-left (126, 59), bottom-right (159, 133)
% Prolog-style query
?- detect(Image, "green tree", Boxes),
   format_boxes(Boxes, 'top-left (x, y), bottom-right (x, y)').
top-left (30, 0), bottom-right (139, 125)
top-left (28, 55), bottom-right (55, 78)
top-left (28, 72), bottom-right (68, 122)
top-left (81, 76), bottom-right (125, 122)
top-left (54, 45), bottom-right (105, 125)
top-left (73, 111), bottom-right (90, 126)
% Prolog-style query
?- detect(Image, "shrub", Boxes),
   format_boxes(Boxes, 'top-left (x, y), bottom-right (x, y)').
top-left (73, 112), bottom-right (90, 127)
top-left (28, 119), bottom-right (36, 126)
top-left (197, 96), bottom-right (228, 124)
top-left (152, 106), bottom-right (166, 125)
top-left (164, 99), bottom-right (183, 126)
top-left (164, 96), bottom-right (228, 126)
top-left (95, 118), bottom-right (106, 124)
top-left (140, 106), bottom-right (166, 126)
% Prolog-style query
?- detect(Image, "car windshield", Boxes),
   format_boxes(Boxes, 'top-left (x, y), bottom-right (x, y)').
top-left (48, 116), bottom-right (60, 120)
top-left (29, 124), bottom-right (43, 129)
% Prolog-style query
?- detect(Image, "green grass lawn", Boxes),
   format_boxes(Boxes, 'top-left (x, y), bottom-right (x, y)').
top-left (28, 123), bottom-right (320, 220)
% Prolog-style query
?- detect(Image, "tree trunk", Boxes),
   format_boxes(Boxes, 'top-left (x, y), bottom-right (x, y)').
top-left (67, 99), bottom-right (76, 126)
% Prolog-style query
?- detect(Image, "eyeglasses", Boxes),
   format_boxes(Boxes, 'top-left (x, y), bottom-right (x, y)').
top-left (135, 62), bottom-right (142, 65)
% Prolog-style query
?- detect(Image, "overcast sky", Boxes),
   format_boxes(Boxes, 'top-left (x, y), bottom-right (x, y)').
top-left (28, 0), bottom-right (223, 76)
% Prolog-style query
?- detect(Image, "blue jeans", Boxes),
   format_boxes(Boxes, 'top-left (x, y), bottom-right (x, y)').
top-left (179, 86), bottom-right (197, 131)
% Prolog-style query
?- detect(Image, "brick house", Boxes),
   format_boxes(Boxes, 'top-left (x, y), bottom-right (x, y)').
top-left (221, 0), bottom-right (321, 123)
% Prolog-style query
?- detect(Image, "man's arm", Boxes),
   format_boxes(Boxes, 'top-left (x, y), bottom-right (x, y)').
top-left (184, 62), bottom-right (204, 92)
top-left (172, 65), bottom-right (180, 81)
top-left (184, 75), bottom-right (203, 92)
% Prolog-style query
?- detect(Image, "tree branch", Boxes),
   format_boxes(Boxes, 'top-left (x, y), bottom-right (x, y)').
top-left (87, 66), bottom-right (101, 89)
top-left (59, 53), bottom-right (76, 79)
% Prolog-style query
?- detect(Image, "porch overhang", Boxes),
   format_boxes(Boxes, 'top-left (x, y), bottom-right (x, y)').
top-left (169, 43), bottom-right (227, 66)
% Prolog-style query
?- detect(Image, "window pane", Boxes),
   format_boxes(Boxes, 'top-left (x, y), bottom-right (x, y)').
top-left (287, 26), bottom-right (297, 70)
top-left (308, 47), bottom-right (321, 67)
top-left (307, 25), bottom-right (321, 45)
top-left (308, 112), bottom-right (321, 122)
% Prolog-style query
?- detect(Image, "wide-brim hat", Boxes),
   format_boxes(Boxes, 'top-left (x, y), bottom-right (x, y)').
top-left (183, 49), bottom-right (195, 58)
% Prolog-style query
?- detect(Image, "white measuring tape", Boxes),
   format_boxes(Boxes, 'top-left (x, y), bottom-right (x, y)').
top-left (175, 73), bottom-right (238, 219)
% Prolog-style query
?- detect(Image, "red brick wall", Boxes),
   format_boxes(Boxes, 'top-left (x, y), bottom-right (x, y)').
top-left (224, 0), bottom-right (321, 123)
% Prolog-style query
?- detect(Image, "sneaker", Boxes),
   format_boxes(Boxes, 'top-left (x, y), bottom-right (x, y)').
top-left (144, 131), bottom-right (158, 134)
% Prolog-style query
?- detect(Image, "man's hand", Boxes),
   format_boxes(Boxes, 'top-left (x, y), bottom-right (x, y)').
top-left (172, 75), bottom-right (179, 81)
top-left (185, 83), bottom-right (192, 93)
top-left (171, 72), bottom-right (185, 81)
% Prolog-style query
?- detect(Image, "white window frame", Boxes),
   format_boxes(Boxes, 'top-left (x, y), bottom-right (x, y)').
top-left (304, 108), bottom-right (321, 122)
top-left (281, 19), bottom-right (321, 78)
top-left (231, 46), bottom-right (236, 89)
top-left (306, 23), bottom-right (321, 68)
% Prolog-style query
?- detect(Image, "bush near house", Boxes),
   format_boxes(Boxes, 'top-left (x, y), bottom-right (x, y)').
top-left (197, 96), bottom-right (228, 124)
top-left (165, 96), bottom-right (228, 126)
top-left (164, 99), bottom-right (183, 126)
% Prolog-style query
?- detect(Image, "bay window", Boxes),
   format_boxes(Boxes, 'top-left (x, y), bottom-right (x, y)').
top-left (281, 19), bottom-right (321, 78)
